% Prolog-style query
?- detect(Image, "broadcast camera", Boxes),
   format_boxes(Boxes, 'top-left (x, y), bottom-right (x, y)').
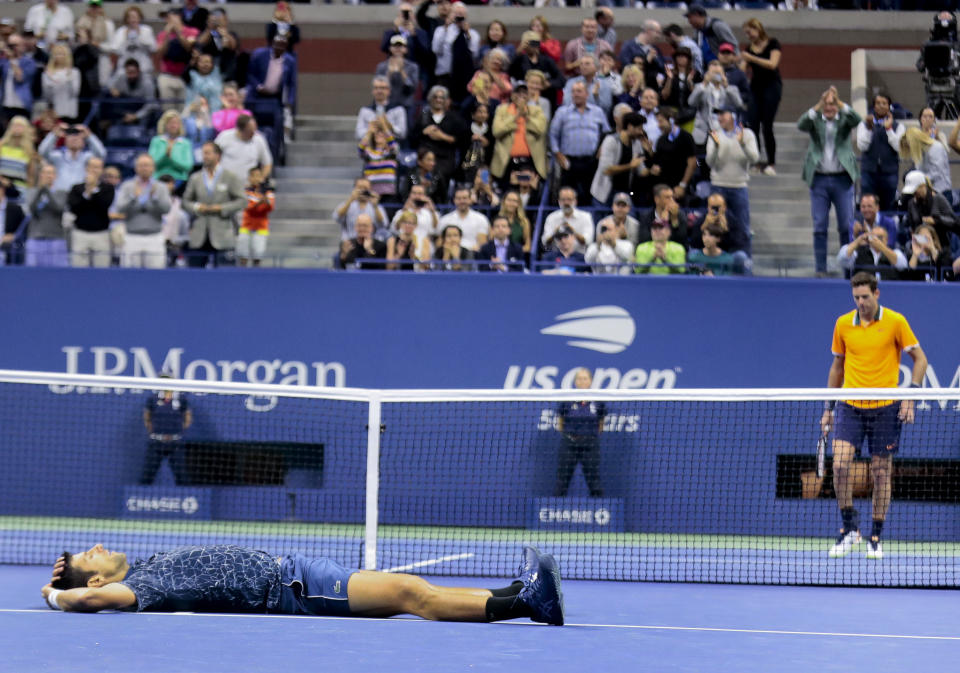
top-left (917, 12), bottom-right (960, 119)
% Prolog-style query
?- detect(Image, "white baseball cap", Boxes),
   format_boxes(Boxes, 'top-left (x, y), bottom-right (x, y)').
top-left (901, 170), bottom-right (929, 195)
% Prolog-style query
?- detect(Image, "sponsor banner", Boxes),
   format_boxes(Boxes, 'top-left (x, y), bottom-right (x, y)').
top-left (121, 486), bottom-right (212, 520)
top-left (527, 497), bottom-right (625, 532)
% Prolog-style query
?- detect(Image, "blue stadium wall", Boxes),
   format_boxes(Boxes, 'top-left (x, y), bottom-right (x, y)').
top-left (0, 269), bottom-right (958, 542)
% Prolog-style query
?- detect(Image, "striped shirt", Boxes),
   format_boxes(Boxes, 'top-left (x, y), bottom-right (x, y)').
top-left (359, 135), bottom-right (399, 196)
top-left (549, 103), bottom-right (610, 156)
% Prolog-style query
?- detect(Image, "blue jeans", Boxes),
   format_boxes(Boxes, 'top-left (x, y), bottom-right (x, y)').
top-left (860, 169), bottom-right (899, 212)
top-left (810, 173), bottom-right (854, 273)
top-left (713, 186), bottom-right (751, 257)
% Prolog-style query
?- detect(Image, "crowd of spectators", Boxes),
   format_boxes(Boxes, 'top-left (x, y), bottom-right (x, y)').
top-left (0, 0), bottom-right (295, 268)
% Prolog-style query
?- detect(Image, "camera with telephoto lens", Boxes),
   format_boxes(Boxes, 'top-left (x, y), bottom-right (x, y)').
top-left (918, 12), bottom-right (960, 119)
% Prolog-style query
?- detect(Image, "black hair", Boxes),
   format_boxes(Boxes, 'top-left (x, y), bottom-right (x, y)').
top-left (123, 58), bottom-right (140, 70)
top-left (622, 112), bottom-right (646, 129)
top-left (664, 24), bottom-right (685, 37)
top-left (851, 271), bottom-right (878, 292)
top-left (51, 552), bottom-right (97, 590)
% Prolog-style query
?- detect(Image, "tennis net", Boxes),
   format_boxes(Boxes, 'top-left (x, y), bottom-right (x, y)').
top-left (1, 370), bottom-right (958, 587)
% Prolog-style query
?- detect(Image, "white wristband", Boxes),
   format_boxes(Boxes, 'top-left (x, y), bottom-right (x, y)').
top-left (46, 589), bottom-right (63, 610)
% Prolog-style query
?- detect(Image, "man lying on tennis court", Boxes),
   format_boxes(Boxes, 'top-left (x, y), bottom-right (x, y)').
top-left (40, 544), bottom-right (564, 626)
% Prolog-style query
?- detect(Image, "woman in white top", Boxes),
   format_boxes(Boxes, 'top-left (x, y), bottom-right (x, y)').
top-left (523, 69), bottom-right (551, 125)
top-left (687, 61), bottom-right (743, 146)
top-left (41, 43), bottom-right (81, 122)
top-left (109, 6), bottom-right (156, 76)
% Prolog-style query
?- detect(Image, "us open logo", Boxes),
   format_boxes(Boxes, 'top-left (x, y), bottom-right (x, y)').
top-left (540, 306), bottom-right (636, 354)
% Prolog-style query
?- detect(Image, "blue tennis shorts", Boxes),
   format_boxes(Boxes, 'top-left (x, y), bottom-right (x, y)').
top-left (834, 402), bottom-right (902, 456)
top-left (277, 555), bottom-right (356, 617)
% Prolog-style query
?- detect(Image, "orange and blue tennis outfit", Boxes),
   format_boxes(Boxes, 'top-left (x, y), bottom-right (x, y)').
top-left (831, 305), bottom-right (920, 455)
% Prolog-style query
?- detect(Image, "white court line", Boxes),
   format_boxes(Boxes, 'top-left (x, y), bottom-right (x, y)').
top-left (2, 609), bottom-right (957, 641)
top-left (382, 553), bottom-right (474, 573)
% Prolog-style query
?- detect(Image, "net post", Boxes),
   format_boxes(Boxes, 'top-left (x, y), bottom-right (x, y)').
top-left (363, 391), bottom-right (382, 571)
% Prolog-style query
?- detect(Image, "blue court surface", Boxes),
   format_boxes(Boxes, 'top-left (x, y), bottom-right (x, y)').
top-left (3, 563), bottom-right (957, 673)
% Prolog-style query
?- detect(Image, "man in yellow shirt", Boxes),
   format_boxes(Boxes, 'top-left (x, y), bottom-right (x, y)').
top-left (820, 272), bottom-right (927, 560)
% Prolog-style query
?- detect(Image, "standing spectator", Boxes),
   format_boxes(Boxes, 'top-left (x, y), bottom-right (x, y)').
top-left (718, 43), bottom-right (751, 119)
top-left (0, 34), bottom-right (37, 125)
top-left (389, 1), bottom-right (432, 86)
top-left (376, 36), bottom-right (420, 114)
top-left (41, 43), bottom-right (80, 123)
top-left (24, 0), bottom-right (74, 49)
top-left (66, 156), bottom-right (113, 267)
top-left (458, 100), bottom-right (492, 186)
top-left (24, 162), bottom-right (68, 267)
top-left (529, 16), bottom-right (562, 68)
top-left (836, 225), bottom-right (906, 281)
top-left (115, 154), bottom-right (171, 269)
top-left (919, 106), bottom-right (949, 150)
top-left (491, 84), bottom-right (547, 190)
top-left (637, 183), bottom-right (688, 248)
top-left (664, 24), bottom-right (703, 75)
top-left (634, 216), bottom-right (687, 275)
top-left (437, 186), bottom-right (489, 251)
top-left (237, 165), bottom-right (274, 268)
top-left (618, 20), bottom-right (664, 91)
top-left (185, 53), bottom-right (223, 113)
top-left (266, 2), bottom-right (299, 54)
top-left (617, 86), bottom-right (661, 146)
top-left (508, 32), bottom-right (564, 106)
top-left (246, 35), bottom-right (297, 141)
top-left (468, 49), bottom-right (511, 103)
top-left (431, 223), bottom-right (475, 272)
top-left (585, 218), bottom-right (635, 275)
top-left (497, 190), bottom-right (532, 253)
top-left (156, 11), bottom-right (199, 107)
top-left (706, 105), bottom-right (759, 255)
top-left (211, 84), bottom-right (251, 134)
top-left (596, 192), bottom-right (640, 247)
top-left (107, 59), bottom-right (157, 126)
top-left (339, 213), bottom-right (387, 270)
top-left (855, 93), bottom-right (904, 212)
top-left (595, 8), bottom-right (617, 48)
top-left (109, 7), bottom-right (156, 77)
top-left (75, 0), bottom-right (114, 89)
top-left (181, 95), bottom-right (215, 147)
top-left (688, 222), bottom-right (735, 276)
top-left (798, 86), bottom-right (860, 277)
top-left (563, 54), bottom-right (612, 116)
top-left (359, 121), bottom-right (398, 199)
top-left (740, 18), bottom-right (782, 176)
top-left (685, 3), bottom-right (738, 65)
top-left (0, 183), bottom-right (26, 265)
top-left (563, 17), bottom-right (613, 78)
top-left (596, 50), bottom-right (623, 98)
top-left (590, 111), bottom-right (646, 207)
top-left (39, 123), bottom-right (105, 193)
top-left (477, 20), bottom-right (514, 69)
top-left (159, 174), bottom-right (189, 266)
top-left (194, 9), bottom-right (241, 85)
top-left (0, 116), bottom-right (38, 190)
top-left (386, 209), bottom-right (428, 270)
top-left (178, 0), bottom-right (209, 34)
top-left (0, 19), bottom-right (15, 47)
top-left (901, 170), bottom-right (957, 254)
top-left (688, 61), bottom-right (743, 157)
top-left (431, 2), bottom-right (479, 105)
top-left (477, 215), bottom-right (523, 272)
top-left (411, 85), bottom-right (468, 200)
top-left (901, 126), bottom-right (951, 199)
top-left (524, 70), bottom-right (552, 125)
top-left (214, 114), bottom-right (273, 181)
top-left (550, 81), bottom-right (610, 206)
top-left (149, 111), bottom-right (194, 184)
top-left (334, 177), bottom-right (388, 241)
top-left (73, 28), bottom-right (103, 118)
top-left (355, 76), bottom-right (407, 144)
top-left (182, 141), bottom-right (246, 268)
top-left (853, 193), bottom-right (898, 248)
top-left (649, 107), bottom-right (697, 203)
top-left (399, 148), bottom-right (442, 204)
top-left (541, 187), bottom-right (594, 253)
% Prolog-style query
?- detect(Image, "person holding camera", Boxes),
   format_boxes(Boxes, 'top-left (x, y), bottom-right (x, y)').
top-left (904, 223), bottom-right (953, 282)
top-left (508, 32), bottom-right (564, 107)
top-left (856, 93), bottom-right (905, 213)
top-left (431, 2), bottom-right (479, 104)
top-left (689, 193), bottom-right (751, 275)
top-left (194, 9), bottom-right (240, 84)
top-left (39, 122), bottom-right (105, 193)
top-left (585, 217), bottom-right (635, 275)
top-left (901, 169), bottom-right (957, 254)
top-left (156, 10), bottom-right (198, 107)
top-left (108, 7), bottom-right (155, 78)
top-left (688, 61), bottom-right (744, 155)
top-left (392, 183), bottom-right (439, 243)
top-left (334, 177), bottom-right (389, 242)
top-left (595, 192), bottom-right (639, 247)
top-left (382, 3), bottom-right (430, 80)
top-left (836, 224), bottom-right (906, 281)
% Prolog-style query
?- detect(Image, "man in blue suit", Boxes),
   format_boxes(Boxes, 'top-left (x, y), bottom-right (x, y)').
top-left (0, 34), bottom-right (37, 125)
top-left (247, 35), bottom-right (297, 142)
top-left (477, 215), bottom-right (524, 272)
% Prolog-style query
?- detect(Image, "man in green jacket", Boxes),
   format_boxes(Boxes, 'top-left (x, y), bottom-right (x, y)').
top-left (797, 86), bottom-right (862, 277)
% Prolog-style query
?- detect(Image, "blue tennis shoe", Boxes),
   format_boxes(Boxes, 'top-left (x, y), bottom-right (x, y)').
top-left (517, 546), bottom-right (540, 584)
top-left (518, 552), bottom-right (565, 626)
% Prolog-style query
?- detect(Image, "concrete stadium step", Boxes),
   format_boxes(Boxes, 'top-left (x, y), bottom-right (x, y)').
top-left (287, 140), bottom-right (359, 159)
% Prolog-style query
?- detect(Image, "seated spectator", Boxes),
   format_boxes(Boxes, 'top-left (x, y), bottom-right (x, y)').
top-left (267, 1), bottom-right (299, 53)
top-left (688, 192), bottom-right (751, 275)
top-left (25, 0), bottom-right (74, 49)
top-left (524, 69), bottom-right (551, 125)
top-left (902, 125), bottom-right (951, 199)
top-left (591, 111), bottom-right (646, 207)
top-left (391, 184), bottom-right (439, 243)
top-left (688, 222), bottom-right (735, 276)
top-left (376, 36), bottom-right (420, 113)
top-left (469, 166), bottom-right (498, 209)
top-left (39, 123), bottom-right (105, 193)
top-left (437, 187), bottom-right (489, 251)
top-left (0, 34), bottom-right (38, 123)
top-left (0, 181), bottom-right (26, 264)
top-left (41, 43), bottom-right (80, 123)
top-left (664, 24), bottom-right (703, 75)
top-left (431, 223), bottom-right (475, 272)
top-left (355, 76), bottom-right (407, 144)
top-left (181, 95), bottom-right (216, 147)
top-left (596, 49), bottom-right (622, 98)
top-left (211, 84), bottom-right (251, 134)
top-left (75, 0), bottom-right (113, 88)
top-left (148, 110), bottom-right (194, 184)
top-left (185, 53), bottom-right (223, 113)
top-left (497, 190), bottom-right (531, 253)
top-left (563, 54), bottom-right (612, 116)
top-left (156, 10), bottom-right (198, 107)
top-left (837, 225), bottom-right (906, 281)
top-left (550, 82), bottom-right (610, 206)
top-left (564, 17), bottom-right (613, 78)
top-left (411, 85), bottom-right (468, 200)
top-left (383, 2), bottom-right (431, 86)
top-left (585, 218), bottom-right (635, 275)
top-left (542, 227), bottom-right (588, 275)
top-left (0, 116), bottom-right (38, 190)
top-left (339, 213), bottom-right (386, 270)
top-left (477, 20), bottom-right (514, 69)
top-left (904, 222), bottom-right (953, 281)
top-left (458, 101), bottom-right (492, 186)
top-left (22, 162), bottom-right (67, 266)
top-left (477, 215), bottom-right (523, 272)
top-left (178, 0), bottom-right (209, 34)
top-left (246, 35), bottom-right (297, 140)
top-left (901, 170), bottom-right (956, 254)
top-left (182, 141), bottom-right (246, 267)
top-left (596, 192), bottom-right (640, 246)
top-left (115, 153), bottom-right (171, 269)
top-left (706, 105), bottom-right (758, 255)
top-left (194, 9), bottom-right (241, 84)
top-left (853, 193), bottom-right (897, 247)
top-left (66, 156), bottom-right (113, 267)
top-left (659, 47), bottom-right (700, 133)
top-left (334, 177), bottom-right (389, 241)
top-left (468, 49), bottom-right (511, 103)
top-left (541, 187), bottom-right (594, 253)
top-left (398, 148), bottom-right (442, 205)
top-left (635, 217), bottom-right (686, 275)
top-left (159, 174), bottom-right (189, 266)
top-left (508, 31), bottom-right (564, 105)
top-left (107, 59), bottom-right (157, 126)
top-left (109, 6), bottom-right (156, 77)
top-left (637, 184), bottom-right (688, 248)
top-left (386, 209), bottom-right (429, 270)
top-left (688, 61), bottom-right (743, 151)
top-left (358, 121), bottom-right (399, 198)
top-left (431, 2), bottom-right (480, 104)
top-left (649, 107), bottom-right (697, 203)
top-left (237, 165), bottom-right (274, 268)
top-left (214, 114), bottom-right (273, 181)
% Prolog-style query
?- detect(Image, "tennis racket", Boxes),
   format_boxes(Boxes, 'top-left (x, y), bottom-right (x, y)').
top-left (816, 430), bottom-right (829, 479)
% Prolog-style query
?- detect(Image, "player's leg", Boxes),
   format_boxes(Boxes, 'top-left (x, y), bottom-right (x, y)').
top-left (829, 404), bottom-right (865, 557)
top-left (865, 404), bottom-right (900, 559)
top-left (347, 571), bottom-right (504, 621)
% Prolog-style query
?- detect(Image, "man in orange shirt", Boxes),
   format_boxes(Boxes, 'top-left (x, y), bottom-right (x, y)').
top-left (820, 272), bottom-right (927, 560)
